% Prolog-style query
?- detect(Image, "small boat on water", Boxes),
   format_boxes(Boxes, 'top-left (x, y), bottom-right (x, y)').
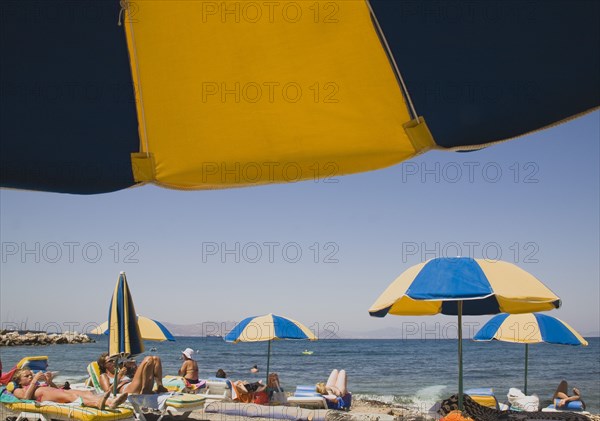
top-left (302, 350), bottom-right (314, 355)
top-left (150, 347), bottom-right (157, 352)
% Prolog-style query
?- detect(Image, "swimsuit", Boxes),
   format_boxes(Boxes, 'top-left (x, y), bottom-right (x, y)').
top-left (107, 374), bottom-right (132, 392)
top-left (19, 382), bottom-right (49, 402)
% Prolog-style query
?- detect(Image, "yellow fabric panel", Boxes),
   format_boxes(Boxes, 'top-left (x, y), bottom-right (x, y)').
top-left (236, 314), bottom-right (276, 342)
top-left (90, 322), bottom-right (107, 335)
top-left (94, 316), bottom-right (170, 341)
top-left (124, 0), bottom-right (429, 189)
top-left (469, 395), bottom-right (498, 408)
top-left (478, 260), bottom-right (560, 312)
top-left (387, 296), bottom-right (442, 316)
top-left (369, 262), bottom-right (428, 315)
top-left (491, 313), bottom-right (544, 343)
top-left (136, 316), bottom-right (168, 341)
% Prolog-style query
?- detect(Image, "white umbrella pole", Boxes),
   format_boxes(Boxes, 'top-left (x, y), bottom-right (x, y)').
top-left (458, 301), bottom-right (463, 411)
top-left (266, 340), bottom-right (271, 387)
top-left (524, 344), bottom-right (529, 395)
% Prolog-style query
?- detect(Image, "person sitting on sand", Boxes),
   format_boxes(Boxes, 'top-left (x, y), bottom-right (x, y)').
top-left (97, 352), bottom-right (168, 394)
top-left (553, 380), bottom-right (586, 410)
top-left (316, 369), bottom-right (347, 397)
top-left (11, 368), bottom-right (128, 409)
top-left (250, 365), bottom-right (259, 373)
top-left (178, 348), bottom-right (199, 384)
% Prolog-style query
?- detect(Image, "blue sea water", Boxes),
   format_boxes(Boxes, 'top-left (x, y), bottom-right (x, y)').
top-left (1, 336), bottom-right (598, 413)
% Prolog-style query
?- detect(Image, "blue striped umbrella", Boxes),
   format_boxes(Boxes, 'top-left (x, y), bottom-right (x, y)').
top-left (474, 313), bottom-right (588, 394)
top-left (107, 272), bottom-right (144, 395)
top-left (225, 313), bottom-right (317, 384)
top-left (92, 315), bottom-right (175, 342)
top-left (369, 257), bottom-right (561, 409)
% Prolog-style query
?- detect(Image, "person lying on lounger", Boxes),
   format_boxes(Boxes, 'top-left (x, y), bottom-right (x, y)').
top-left (97, 353), bottom-right (168, 394)
top-left (553, 380), bottom-right (586, 410)
top-left (316, 369), bottom-right (347, 397)
top-left (11, 369), bottom-right (128, 409)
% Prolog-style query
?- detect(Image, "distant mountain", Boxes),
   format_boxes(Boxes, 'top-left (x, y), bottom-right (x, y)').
top-left (162, 321), bottom-right (238, 337)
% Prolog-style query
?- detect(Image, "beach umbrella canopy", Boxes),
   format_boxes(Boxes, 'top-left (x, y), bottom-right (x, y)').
top-left (369, 257), bottom-right (561, 409)
top-left (92, 315), bottom-right (175, 342)
top-left (473, 313), bottom-right (588, 394)
top-left (107, 272), bottom-right (144, 359)
top-left (1, 1), bottom-right (598, 194)
top-left (224, 313), bottom-right (317, 384)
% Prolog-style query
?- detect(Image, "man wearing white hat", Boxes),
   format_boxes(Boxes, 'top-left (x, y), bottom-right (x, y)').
top-left (178, 348), bottom-right (199, 384)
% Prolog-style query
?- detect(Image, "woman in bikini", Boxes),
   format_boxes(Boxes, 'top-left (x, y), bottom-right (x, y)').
top-left (97, 353), bottom-right (168, 394)
top-left (553, 380), bottom-right (586, 410)
top-left (11, 369), bottom-right (128, 409)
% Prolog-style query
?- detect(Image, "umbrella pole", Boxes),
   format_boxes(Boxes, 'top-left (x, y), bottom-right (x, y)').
top-left (458, 301), bottom-right (463, 411)
top-left (524, 344), bottom-right (528, 395)
top-left (112, 356), bottom-right (120, 396)
top-left (266, 340), bottom-right (271, 387)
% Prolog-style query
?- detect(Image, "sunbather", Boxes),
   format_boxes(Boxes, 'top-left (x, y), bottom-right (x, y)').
top-left (553, 380), bottom-right (586, 410)
top-left (178, 348), bottom-right (199, 384)
top-left (316, 369), bottom-right (347, 397)
top-left (10, 369), bottom-right (128, 409)
top-left (97, 353), bottom-right (168, 394)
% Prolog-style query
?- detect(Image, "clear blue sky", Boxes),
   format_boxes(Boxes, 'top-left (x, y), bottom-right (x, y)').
top-left (1, 111), bottom-right (598, 337)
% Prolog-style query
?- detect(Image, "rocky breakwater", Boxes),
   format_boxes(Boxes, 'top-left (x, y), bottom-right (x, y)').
top-left (0, 330), bottom-right (95, 346)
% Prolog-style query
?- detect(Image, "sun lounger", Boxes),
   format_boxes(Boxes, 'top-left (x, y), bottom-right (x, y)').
top-left (542, 400), bottom-right (590, 416)
top-left (0, 386), bottom-right (135, 421)
top-left (85, 362), bottom-right (205, 421)
top-left (199, 379), bottom-right (233, 401)
top-left (464, 387), bottom-right (508, 410)
top-left (286, 386), bottom-right (327, 410)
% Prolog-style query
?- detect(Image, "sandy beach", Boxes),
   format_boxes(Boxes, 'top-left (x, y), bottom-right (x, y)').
top-left (2, 395), bottom-right (599, 421)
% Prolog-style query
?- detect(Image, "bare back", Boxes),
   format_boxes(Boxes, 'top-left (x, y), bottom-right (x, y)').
top-left (179, 359), bottom-right (199, 381)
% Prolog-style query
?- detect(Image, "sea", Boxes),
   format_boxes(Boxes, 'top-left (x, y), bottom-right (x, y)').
top-left (1, 336), bottom-right (598, 414)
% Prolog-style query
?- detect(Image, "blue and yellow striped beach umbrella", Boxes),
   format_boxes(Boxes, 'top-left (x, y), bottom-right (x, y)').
top-left (369, 257), bottom-right (561, 409)
top-left (225, 313), bottom-right (317, 384)
top-left (107, 272), bottom-right (144, 359)
top-left (474, 313), bottom-right (588, 394)
top-left (92, 315), bottom-right (175, 342)
top-left (1, 1), bottom-right (598, 194)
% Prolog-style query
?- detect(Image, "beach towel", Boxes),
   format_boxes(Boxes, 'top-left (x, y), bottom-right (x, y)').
top-left (127, 393), bottom-right (172, 411)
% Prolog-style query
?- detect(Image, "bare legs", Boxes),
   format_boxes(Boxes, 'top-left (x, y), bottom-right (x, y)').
top-left (554, 380), bottom-right (585, 409)
top-left (34, 388), bottom-right (128, 409)
top-left (123, 356), bottom-right (167, 394)
top-left (325, 369), bottom-right (347, 396)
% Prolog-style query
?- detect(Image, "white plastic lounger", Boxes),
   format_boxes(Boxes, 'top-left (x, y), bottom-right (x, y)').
top-left (287, 386), bottom-right (327, 409)
top-left (199, 379), bottom-right (233, 401)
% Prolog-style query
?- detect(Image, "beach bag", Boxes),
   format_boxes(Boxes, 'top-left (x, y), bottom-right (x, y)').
top-left (270, 390), bottom-right (287, 404)
top-left (254, 391), bottom-right (269, 405)
top-left (507, 388), bottom-right (539, 412)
